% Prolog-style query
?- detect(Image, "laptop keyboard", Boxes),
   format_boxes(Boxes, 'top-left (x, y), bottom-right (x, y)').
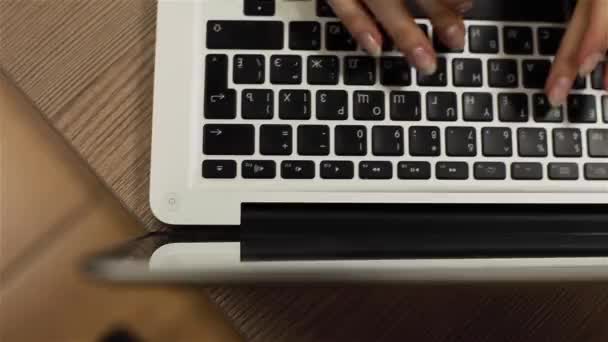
top-left (200, 0), bottom-right (607, 184)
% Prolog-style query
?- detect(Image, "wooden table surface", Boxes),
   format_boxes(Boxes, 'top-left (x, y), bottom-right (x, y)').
top-left (2, 1), bottom-right (608, 341)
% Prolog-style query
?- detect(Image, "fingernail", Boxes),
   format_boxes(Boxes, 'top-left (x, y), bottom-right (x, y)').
top-left (411, 47), bottom-right (437, 75)
top-left (444, 24), bottom-right (465, 49)
top-left (548, 77), bottom-right (571, 107)
top-left (359, 33), bottom-right (382, 57)
top-left (579, 53), bottom-right (604, 77)
top-left (457, 2), bottom-right (473, 13)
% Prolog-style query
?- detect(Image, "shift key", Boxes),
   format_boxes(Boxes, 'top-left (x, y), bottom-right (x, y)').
top-left (207, 21), bottom-right (284, 50)
top-left (203, 124), bottom-right (255, 155)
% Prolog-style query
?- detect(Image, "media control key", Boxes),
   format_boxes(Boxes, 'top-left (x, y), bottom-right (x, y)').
top-left (359, 161), bottom-right (393, 179)
top-left (321, 161), bottom-right (354, 179)
top-left (242, 160), bottom-right (276, 179)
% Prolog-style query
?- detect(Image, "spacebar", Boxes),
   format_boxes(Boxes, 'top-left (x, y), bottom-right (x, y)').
top-left (207, 21), bottom-right (284, 50)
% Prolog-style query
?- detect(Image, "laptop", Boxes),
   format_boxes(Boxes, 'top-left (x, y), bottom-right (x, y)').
top-left (88, 0), bottom-right (608, 284)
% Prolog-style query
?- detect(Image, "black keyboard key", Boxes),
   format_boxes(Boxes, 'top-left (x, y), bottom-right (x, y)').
top-left (482, 127), bottom-right (513, 157)
top-left (573, 75), bottom-right (586, 90)
top-left (488, 59), bottom-right (518, 88)
top-left (372, 126), bottom-right (404, 156)
top-left (592, 62), bottom-right (606, 90)
top-left (204, 89), bottom-right (237, 119)
top-left (553, 128), bottom-right (582, 157)
top-left (242, 89), bottom-right (273, 119)
top-left (282, 161), bottom-right (315, 179)
top-left (568, 95), bottom-right (597, 123)
top-left (517, 128), bottom-right (548, 157)
top-left (417, 58), bottom-right (447, 86)
top-left (538, 27), bottom-right (564, 55)
top-left (409, 126), bottom-right (440, 156)
top-left (308, 56), bottom-right (339, 85)
top-left (203, 124), bottom-right (254, 155)
top-left (270, 55), bottom-right (302, 84)
top-left (585, 163), bottom-right (608, 180)
top-left (207, 21), bottom-right (283, 50)
top-left (326, 22), bottom-right (356, 51)
top-left (244, 0), bottom-right (275, 16)
top-left (344, 56), bottom-right (376, 85)
top-left (503, 26), bottom-right (533, 54)
top-left (474, 162), bottom-right (506, 180)
top-left (427, 92), bottom-right (457, 121)
top-left (463, 93), bottom-right (493, 121)
top-left (512, 163), bottom-right (543, 180)
top-left (398, 162), bottom-right (431, 180)
top-left (522, 60), bottom-right (551, 89)
top-left (205, 55), bottom-right (236, 119)
top-left (533, 94), bottom-right (563, 122)
top-left (588, 129), bottom-right (608, 157)
top-left (260, 125), bottom-right (292, 155)
top-left (446, 127), bottom-right (476, 157)
top-left (436, 162), bottom-right (469, 180)
top-left (279, 89), bottom-right (310, 119)
top-left (378, 24), bottom-right (394, 52)
top-left (321, 161), bottom-right (354, 179)
top-left (390, 91), bottom-right (421, 121)
top-left (203, 160), bottom-right (237, 179)
top-left (548, 163), bottom-right (579, 180)
top-left (433, 31), bottom-right (464, 53)
top-left (242, 160), bottom-right (276, 179)
top-left (380, 57), bottom-right (411, 86)
top-left (233, 55), bottom-right (264, 84)
top-left (498, 93), bottom-right (529, 122)
top-left (353, 91), bottom-right (384, 120)
top-left (298, 125), bottom-right (329, 155)
top-left (360, 161), bottom-right (393, 180)
top-left (289, 21), bottom-right (321, 50)
top-left (317, 90), bottom-right (348, 120)
top-left (418, 24), bottom-right (429, 37)
top-left (604, 96), bottom-right (608, 123)
top-left (453, 59), bottom-right (483, 87)
top-left (316, 0), bottom-right (336, 17)
top-left (469, 26), bottom-right (499, 53)
top-left (205, 54), bottom-right (228, 90)
top-left (335, 126), bottom-right (367, 156)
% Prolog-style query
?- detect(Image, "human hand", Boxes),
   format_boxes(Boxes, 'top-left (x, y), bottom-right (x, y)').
top-left (328, 0), bottom-right (607, 105)
top-left (327, 0), bottom-right (471, 74)
top-left (546, 0), bottom-right (608, 106)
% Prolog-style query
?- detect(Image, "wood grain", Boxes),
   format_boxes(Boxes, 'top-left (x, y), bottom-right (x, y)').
top-left (0, 74), bottom-right (243, 342)
top-left (2, 1), bottom-right (608, 341)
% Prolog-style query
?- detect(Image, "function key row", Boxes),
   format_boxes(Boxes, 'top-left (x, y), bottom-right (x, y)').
top-left (203, 159), bottom-right (608, 181)
top-left (206, 19), bottom-right (584, 57)
top-left (203, 124), bottom-right (608, 158)
top-left (208, 54), bottom-right (607, 90)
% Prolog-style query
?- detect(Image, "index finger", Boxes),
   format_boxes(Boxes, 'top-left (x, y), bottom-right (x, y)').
top-left (363, 0), bottom-right (437, 74)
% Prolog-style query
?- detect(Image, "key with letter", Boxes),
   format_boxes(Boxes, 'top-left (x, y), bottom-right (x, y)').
top-left (353, 91), bottom-right (384, 120)
top-left (317, 90), bottom-right (348, 120)
top-left (427, 92), bottom-right (457, 121)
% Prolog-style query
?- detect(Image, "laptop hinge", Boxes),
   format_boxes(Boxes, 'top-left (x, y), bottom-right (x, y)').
top-left (240, 203), bottom-right (608, 261)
